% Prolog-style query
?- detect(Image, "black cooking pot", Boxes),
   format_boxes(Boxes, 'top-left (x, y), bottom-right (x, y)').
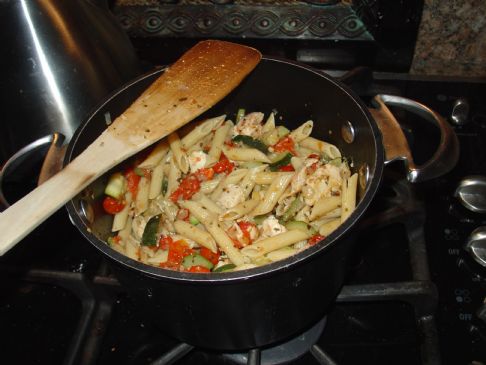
top-left (64, 58), bottom-right (458, 350)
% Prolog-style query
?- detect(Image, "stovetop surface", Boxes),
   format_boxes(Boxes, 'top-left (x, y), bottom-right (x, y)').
top-left (1, 74), bottom-right (486, 365)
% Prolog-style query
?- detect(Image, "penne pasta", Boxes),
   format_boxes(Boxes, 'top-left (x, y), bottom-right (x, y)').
top-left (254, 171), bottom-right (281, 185)
top-left (341, 173), bottom-right (358, 222)
top-left (290, 120), bottom-right (313, 142)
top-left (117, 214), bottom-right (133, 244)
top-left (102, 110), bottom-right (357, 274)
top-left (135, 176), bottom-right (150, 215)
top-left (319, 218), bottom-right (341, 236)
top-left (251, 172), bottom-right (293, 216)
top-left (149, 161), bottom-right (164, 199)
top-left (168, 132), bottom-right (189, 173)
top-left (193, 193), bottom-right (224, 215)
top-left (310, 196), bottom-right (342, 221)
top-left (210, 168), bottom-right (248, 201)
top-left (112, 192), bottom-right (133, 232)
top-left (174, 220), bottom-right (218, 252)
top-left (241, 230), bottom-right (310, 258)
top-left (138, 140), bottom-right (169, 169)
top-left (222, 146), bottom-right (271, 163)
top-left (181, 115), bottom-right (225, 149)
top-left (207, 120), bottom-right (233, 165)
top-left (165, 155), bottom-right (181, 198)
top-left (300, 137), bottom-right (341, 159)
top-left (239, 165), bottom-right (267, 198)
top-left (220, 199), bottom-right (260, 221)
top-left (262, 112), bottom-right (275, 134)
top-left (179, 200), bottom-right (216, 224)
top-left (205, 222), bottom-right (247, 266)
top-left (200, 175), bottom-right (224, 194)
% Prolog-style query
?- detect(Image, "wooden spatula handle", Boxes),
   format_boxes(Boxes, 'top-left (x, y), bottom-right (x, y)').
top-left (0, 131), bottom-right (129, 255)
top-left (0, 40), bottom-right (261, 256)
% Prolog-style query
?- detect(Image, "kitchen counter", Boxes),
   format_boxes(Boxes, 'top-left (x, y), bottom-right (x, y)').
top-left (411, 0), bottom-right (486, 77)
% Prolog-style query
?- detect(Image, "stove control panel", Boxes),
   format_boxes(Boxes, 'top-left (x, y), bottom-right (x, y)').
top-left (419, 85), bottom-right (486, 364)
top-left (455, 176), bottom-right (486, 214)
top-left (465, 227), bottom-right (486, 268)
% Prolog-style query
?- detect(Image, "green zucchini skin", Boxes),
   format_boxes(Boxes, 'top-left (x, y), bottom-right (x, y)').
top-left (141, 215), bottom-right (161, 246)
top-left (232, 135), bottom-right (268, 153)
top-left (182, 254), bottom-right (214, 270)
top-left (213, 263), bottom-right (236, 272)
top-left (268, 153), bottom-right (293, 171)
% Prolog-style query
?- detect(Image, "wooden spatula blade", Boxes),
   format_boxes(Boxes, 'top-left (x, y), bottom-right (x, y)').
top-left (110, 40), bottom-right (262, 152)
top-left (0, 40), bottom-right (261, 256)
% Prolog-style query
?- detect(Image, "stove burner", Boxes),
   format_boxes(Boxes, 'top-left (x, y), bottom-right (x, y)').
top-left (221, 317), bottom-right (327, 365)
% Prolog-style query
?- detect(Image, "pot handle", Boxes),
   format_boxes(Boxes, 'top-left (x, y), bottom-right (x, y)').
top-left (369, 94), bottom-right (459, 183)
top-left (37, 133), bottom-right (67, 185)
top-left (0, 133), bottom-right (66, 209)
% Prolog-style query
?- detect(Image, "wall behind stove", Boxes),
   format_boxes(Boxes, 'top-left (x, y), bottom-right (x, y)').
top-left (411, 0), bottom-right (486, 77)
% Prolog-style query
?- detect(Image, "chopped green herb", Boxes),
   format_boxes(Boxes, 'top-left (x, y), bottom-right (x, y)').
top-left (161, 178), bottom-right (168, 195)
top-left (189, 215), bottom-right (199, 225)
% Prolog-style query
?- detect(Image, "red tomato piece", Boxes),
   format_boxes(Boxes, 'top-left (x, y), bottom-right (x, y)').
top-left (273, 136), bottom-right (296, 155)
top-left (167, 239), bottom-right (193, 266)
top-left (187, 265), bottom-right (211, 273)
top-left (102, 196), bottom-right (125, 214)
top-left (170, 174), bottom-right (201, 202)
top-left (125, 169), bottom-right (141, 199)
top-left (159, 261), bottom-right (180, 270)
top-left (237, 221), bottom-right (256, 246)
top-left (159, 235), bottom-right (174, 250)
top-left (176, 208), bottom-right (190, 221)
top-left (279, 164), bottom-right (295, 172)
top-left (195, 167), bottom-right (215, 181)
top-left (307, 153), bottom-right (320, 159)
top-left (200, 247), bottom-right (220, 265)
top-left (231, 237), bottom-right (244, 249)
top-left (212, 153), bottom-right (234, 174)
top-left (308, 234), bottom-right (325, 246)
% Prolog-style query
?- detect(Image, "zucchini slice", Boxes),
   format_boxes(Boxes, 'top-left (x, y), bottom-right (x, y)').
top-left (269, 153), bottom-right (293, 171)
top-left (232, 135), bottom-right (268, 153)
top-left (285, 220), bottom-right (317, 236)
top-left (141, 215), bottom-right (161, 246)
top-left (104, 172), bottom-right (126, 199)
top-left (182, 254), bottom-right (214, 270)
top-left (213, 263), bottom-right (236, 272)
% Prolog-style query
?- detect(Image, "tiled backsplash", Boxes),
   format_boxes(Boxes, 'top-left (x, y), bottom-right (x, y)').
top-left (411, 0), bottom-right (486, 77)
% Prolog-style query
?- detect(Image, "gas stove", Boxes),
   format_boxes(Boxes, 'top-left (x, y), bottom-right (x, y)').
top-left (1, 73), bottom-right (486, 365)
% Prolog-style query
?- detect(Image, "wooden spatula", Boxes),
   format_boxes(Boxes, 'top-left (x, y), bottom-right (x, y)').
top-left (0, 40), bottom-right (261, 256)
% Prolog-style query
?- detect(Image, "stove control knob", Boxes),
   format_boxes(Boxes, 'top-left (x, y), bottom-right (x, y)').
top-left (450, 97), bottom-right (470, 125)
top-left (455, 176), bottom-right (486, 213)
top-left (477, 299), bottom-right (486, 325)
top-left (465, 227), bottom-right (486, 268)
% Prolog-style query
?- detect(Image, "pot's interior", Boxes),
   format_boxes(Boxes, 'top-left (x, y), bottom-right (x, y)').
top-left (66, 58), bottom-right (384, 278)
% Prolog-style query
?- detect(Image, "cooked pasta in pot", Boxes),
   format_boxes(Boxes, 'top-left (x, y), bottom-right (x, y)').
top-left (102, 110), bottom-right (357, 273)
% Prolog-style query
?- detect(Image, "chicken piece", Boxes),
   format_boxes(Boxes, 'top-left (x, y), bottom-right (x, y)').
top-left (233, 112), bottom-right (264, 138)
top-left (260, 215), bottom-right (287, 238)
top-left (217, 184), bottom-right (245, 209)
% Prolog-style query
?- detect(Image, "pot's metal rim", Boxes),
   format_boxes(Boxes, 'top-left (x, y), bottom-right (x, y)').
top-left (65, 57), bottom-right (385, 283)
